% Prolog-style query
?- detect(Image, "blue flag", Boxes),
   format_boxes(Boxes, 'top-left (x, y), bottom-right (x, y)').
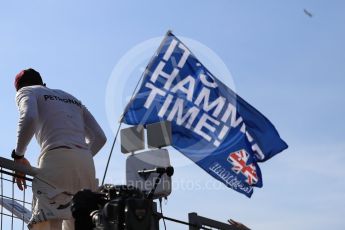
top-left (123, 32), bottom-right (288, 197)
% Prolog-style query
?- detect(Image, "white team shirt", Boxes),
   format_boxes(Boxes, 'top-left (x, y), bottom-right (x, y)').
top-left (15, 85), bottom-right (106, 157)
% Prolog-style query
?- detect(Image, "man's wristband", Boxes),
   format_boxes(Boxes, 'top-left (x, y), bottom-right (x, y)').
top-left (11, 149), bottom-right (24, 159)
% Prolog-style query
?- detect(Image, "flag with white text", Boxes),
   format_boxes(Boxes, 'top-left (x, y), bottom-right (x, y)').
top-left (123, 32), bottom-right (288, 197)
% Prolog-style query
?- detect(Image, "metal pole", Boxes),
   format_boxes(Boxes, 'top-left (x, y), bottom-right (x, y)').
top-left (188, 212), bottom-right (200, 230)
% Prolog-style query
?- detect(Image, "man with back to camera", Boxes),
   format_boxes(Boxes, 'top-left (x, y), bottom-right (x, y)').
top-left (11, 68), bottom-right (107, 230)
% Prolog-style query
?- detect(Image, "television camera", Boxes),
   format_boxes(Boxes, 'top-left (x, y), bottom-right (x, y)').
top-left (72, 166), bottom-right (174, 230)
top-left (72, 123), bottom-right (174, 230)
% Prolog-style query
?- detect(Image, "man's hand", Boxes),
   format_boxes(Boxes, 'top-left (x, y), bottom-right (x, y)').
top-left (228, 219), bottom-right (251, 230)
top-left (14, 157), bottom-right (31, 191)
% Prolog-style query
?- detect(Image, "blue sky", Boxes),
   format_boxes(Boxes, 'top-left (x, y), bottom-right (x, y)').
top-left (1, 1), bottom-right (345, 229)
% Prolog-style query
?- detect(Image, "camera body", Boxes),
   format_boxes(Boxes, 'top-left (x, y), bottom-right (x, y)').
top-left (72, 124), bottom-right (174, 230)
top-left (72, 185), bottom-right (153, 230)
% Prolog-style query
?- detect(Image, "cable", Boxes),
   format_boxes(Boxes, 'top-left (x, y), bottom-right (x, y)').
top-left (101, 31), bottom-right (173, 185)
top-left (101, 57), bottom-right (149, 185)
top-left (101, 122), bottom-right (122, 185)
top-left (101, 64), bottom-right (145, 185)
top-left (159, 197), bottom-right (167, 230)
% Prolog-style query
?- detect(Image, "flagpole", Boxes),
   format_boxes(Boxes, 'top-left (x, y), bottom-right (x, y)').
top-left (101, 30), bottom-right (173, 185)
top-left (118, 30), bottom-right (173, 123)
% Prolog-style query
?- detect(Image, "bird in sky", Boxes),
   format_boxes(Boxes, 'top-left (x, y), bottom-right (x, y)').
top-left (304, 8), bottom-right (313, 17)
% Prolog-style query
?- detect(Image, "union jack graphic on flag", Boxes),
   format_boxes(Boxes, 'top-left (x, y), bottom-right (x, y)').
top-left (227, 149), bottom-right (259, 185)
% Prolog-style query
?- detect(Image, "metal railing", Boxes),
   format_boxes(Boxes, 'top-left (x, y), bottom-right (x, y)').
top-left (188, 213), bottom-right (241, 230)
top-left (0, 157), bottom-right (38, 230)
top-left (0, 157), bottom-right (249, 230)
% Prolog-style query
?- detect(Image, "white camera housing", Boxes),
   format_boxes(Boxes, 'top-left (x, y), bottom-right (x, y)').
top-left (126, 149), bottom-right (172, 199)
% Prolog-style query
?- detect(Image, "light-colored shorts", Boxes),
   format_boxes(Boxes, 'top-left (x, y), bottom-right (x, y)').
top-left (29, 148), bottom-right (98, 229)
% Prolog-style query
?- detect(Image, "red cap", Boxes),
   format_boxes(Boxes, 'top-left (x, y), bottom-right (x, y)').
top-left (14, 70), bottom-right (25, 91)
top-left (14, 69), bottom-right (43, 91)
